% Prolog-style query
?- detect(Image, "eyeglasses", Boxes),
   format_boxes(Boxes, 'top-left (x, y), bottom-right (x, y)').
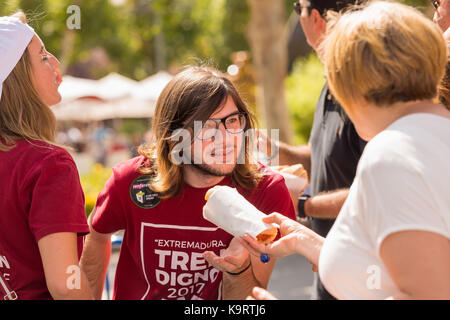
top-left (196, 112), bottom-right (247, 141)
top-left (431, 0), bottom-right (440, 9)
top-left (293, 1), bottom-right (311, 15)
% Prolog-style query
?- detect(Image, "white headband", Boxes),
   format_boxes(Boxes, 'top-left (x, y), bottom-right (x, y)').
top-left (0, 16), bottom-right (35, 102)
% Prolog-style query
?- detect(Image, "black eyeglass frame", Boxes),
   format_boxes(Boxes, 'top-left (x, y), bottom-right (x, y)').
top-left (431, 0), bottom-right (440, 9)
top-left (196, 111), bottom-right (248, 141)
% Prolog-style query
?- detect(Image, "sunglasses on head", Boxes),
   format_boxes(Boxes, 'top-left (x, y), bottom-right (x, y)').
top-left (293, 1), bottom-right (312, 15)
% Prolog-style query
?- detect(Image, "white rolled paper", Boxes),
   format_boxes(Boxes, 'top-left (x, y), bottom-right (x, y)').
top-left (279, 172), bottom-right (308, 196)
top-left (203, 186), bottom-right (278, 244)
top-left (271, 163), bottom-right (309, 196)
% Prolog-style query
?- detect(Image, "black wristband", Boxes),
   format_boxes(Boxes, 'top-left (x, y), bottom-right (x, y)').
top-left (297, 194), bottom-right (311, 219)
top-left (226, 262), bottom-right (251, 276)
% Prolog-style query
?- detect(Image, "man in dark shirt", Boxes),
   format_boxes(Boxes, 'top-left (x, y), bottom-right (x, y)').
top-left (260, 0), bottom-right (365, 300)
top-left (308, 85), bottom-right (366, 238)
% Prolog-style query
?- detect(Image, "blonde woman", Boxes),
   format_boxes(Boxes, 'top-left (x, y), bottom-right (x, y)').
top-left (0, 13), bottom-right (91, 299)
top-left (242, 1), bottom-right (450, 300)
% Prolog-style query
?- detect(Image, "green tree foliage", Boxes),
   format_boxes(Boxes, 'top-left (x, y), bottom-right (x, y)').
top-left (285, 54), bottom-right (325, 144)
top-left (0, 0), bottom-right (251, 79)
top-left (0, 0), bottom-right (435, 78)
top-left (0, 0), bottom-right (437, 145)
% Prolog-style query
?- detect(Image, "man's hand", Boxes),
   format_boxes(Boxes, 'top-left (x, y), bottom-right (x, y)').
top-left (256, 129), bottom-right (275, 158)
top-left (207, 237), bottom-right (276, 300)
top-left (257, 130), bottom-right (312, 172)
top-left (202, 237), bottom-right (250, 274)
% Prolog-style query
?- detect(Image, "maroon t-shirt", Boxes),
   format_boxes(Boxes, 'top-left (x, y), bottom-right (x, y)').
top-left (0, 140), bottom-right (89, 300)
top-left (92, 156), bottom-right (296, 300)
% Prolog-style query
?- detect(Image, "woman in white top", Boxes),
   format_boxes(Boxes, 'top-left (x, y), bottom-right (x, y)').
top-left (242, 0), bottom-right (450, 300)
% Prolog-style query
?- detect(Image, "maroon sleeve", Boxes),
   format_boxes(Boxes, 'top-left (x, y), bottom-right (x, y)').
top-left (91, 167), bottom-right (126, 234)
top-left (27, 150), bottom-right (89, 242)
top-left (256, 174), bottom-right (297, 222)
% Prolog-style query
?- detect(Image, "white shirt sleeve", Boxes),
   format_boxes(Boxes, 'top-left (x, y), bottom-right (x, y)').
top-left (358, 150), bottom-right (449, 257)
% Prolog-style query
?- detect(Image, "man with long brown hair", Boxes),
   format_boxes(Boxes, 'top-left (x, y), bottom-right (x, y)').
top-left (81, 65), bottom-right (296, 300)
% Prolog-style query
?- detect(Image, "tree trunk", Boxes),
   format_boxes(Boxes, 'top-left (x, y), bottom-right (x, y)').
top-left (59, 0), bottom-right (83, 74)
top-left (153, 13), bottom-right (167, 72)
top-left (247, 0), bottom-right (292, 144)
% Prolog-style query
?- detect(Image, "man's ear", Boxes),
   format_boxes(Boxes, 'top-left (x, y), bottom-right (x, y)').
top-left (312, 9), bottom-right (327, 34)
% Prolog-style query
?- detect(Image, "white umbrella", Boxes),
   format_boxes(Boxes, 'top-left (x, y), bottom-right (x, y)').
top-left (57, 76), bottom-right (99, 103)
top-left (131, 71), bottom-right (172, 101)
top-left (53, 71), bottom-right (173, 121)
top-left (97, 72), bottom-right (138, 100)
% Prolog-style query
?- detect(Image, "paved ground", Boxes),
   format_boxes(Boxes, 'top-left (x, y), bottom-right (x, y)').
top-left (267, 254), bottom-right (314, 300)
top-left (102, 244), bottom-right (314, 300)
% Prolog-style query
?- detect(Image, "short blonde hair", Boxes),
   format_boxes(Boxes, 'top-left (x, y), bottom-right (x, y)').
top-left (322, 1), bottom-right (447, 112)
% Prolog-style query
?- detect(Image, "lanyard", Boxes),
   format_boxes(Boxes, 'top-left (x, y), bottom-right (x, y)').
top-left (0, 273), bottom-right (17, 300)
